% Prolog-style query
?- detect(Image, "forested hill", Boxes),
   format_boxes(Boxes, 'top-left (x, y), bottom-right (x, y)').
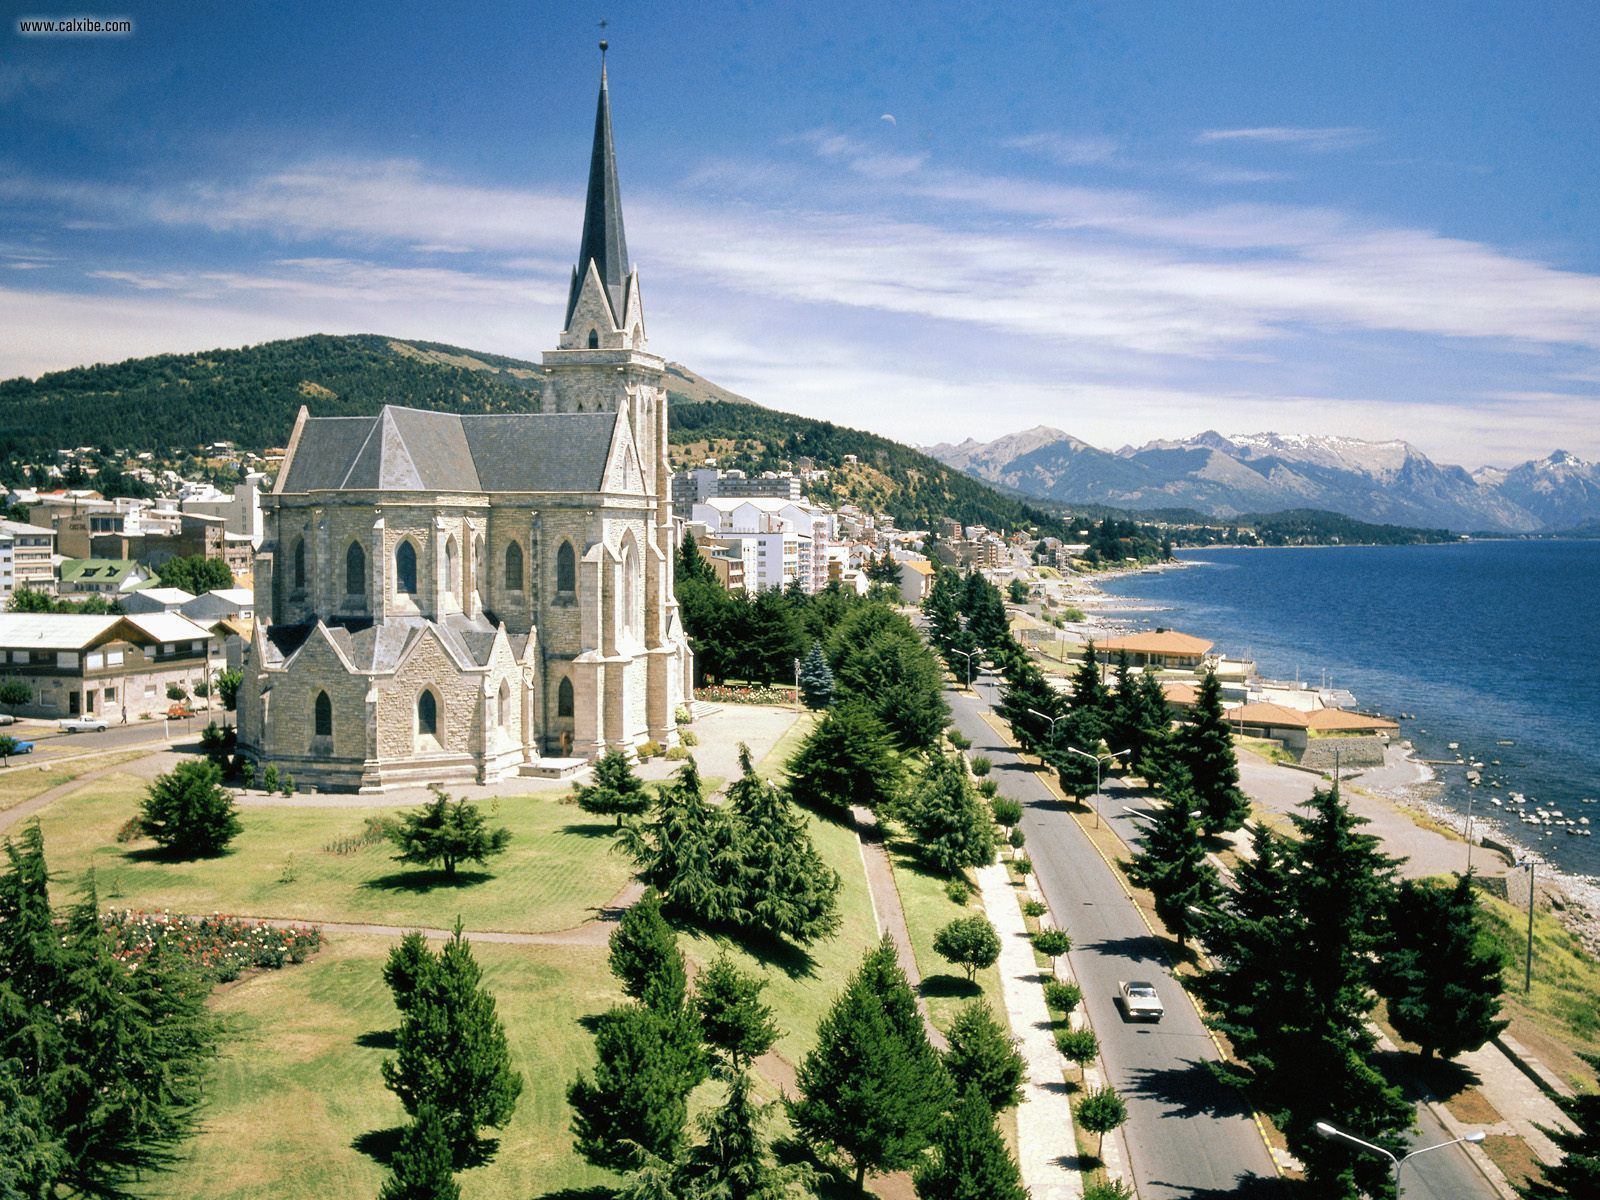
top-left (0, 333), bottom-right (1051, 531)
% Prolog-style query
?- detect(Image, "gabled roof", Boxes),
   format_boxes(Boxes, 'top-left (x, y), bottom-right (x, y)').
top-left (565, 57), bottom-right (630, 327)
top-left (1228, 702), bottom-right (1312, 728)
top-left (0, 612), bottom-right (211, 650)
top-left (277, 406), bottom-right (622, 495)
top-left (1305, 708), bottom-right (1400, 732)
top-left (58, 558), bottom-right (142, 584)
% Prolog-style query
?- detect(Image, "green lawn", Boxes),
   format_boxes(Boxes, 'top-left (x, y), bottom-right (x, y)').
top-left (0, 749), bottom-right (152, 813)
top-left (139, 935), bottom-right (621, 1200)
top-left (35, 772), bottom-right (635, 933)
top-left (884, 833), bottom-right (1004, 1033)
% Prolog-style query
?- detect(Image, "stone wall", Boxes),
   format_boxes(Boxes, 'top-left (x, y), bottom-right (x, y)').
top-left (1299, 735), bottom-right (1388, 771)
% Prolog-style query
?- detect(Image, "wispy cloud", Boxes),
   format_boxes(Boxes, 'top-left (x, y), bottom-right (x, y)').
top-left (1004, 132), bottom-right (1118, 167)
top-left (1195, 126), bottom-right (1374, 151)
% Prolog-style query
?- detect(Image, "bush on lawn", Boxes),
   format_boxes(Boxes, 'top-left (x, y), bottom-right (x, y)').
top-left (139, 759), bottom-right (241, 856)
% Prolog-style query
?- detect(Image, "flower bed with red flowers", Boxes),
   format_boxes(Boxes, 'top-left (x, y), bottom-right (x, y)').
top-left (693, 684), bottom-right (794, 706)
top-left (102, 909), bottom-right (322, 983)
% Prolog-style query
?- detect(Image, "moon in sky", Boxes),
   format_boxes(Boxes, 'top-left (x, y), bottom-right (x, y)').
top-left (880, 113), bottom-right (896, 125)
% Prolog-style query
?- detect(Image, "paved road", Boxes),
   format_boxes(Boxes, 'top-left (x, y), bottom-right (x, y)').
top-left (954, 677), bottom-right (1500, 1200)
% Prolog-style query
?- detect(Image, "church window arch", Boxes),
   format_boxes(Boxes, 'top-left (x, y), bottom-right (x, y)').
top-left (556, 540), bottom-right (577, 598)
top-left (313, 691), bottom-right (333, 737)
top-left (345, 542), bottom-right (366, 595)
top-left (632, 324), bottom-right (643, 349)
top-left (417, 688), bottom-right (440, 739)
top-left (473, 534), bottom-right (485, 598)
top-left (291, 537), bottom-right (306, 590)
top-left (444, 535), bottom-right (460, 599)
top-left (620, 534), bottom-right (640, 641)
top-left (498, 679), bottom-right (513, 732)
top-left (504, 541), bottom-right (524, 591)
top-left (587, 328), bottom-right (600, 349)
top-left (557, 676), bottom-right (574, 718)
top-left (395, 540), bottom-right (418, 595)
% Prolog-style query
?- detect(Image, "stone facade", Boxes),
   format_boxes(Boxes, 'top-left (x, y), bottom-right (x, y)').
top-left (235, 63), bottom-right (692, 792)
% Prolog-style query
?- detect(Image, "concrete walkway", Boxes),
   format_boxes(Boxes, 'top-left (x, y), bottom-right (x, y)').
top-left (977, 858), bottom-right (1083, 1200)
top-left (852, 805), bottom-right (947, 1050)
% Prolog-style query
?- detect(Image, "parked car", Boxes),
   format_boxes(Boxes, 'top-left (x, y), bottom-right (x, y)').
top-left (1118, 980), bottom-right (1164, 1022)
top-left (0, 713), bottom-right (16, 725)
top-left (167, 703), bottom-right (194, 719)
top-left (59, 716), bottom-right (109, 733)
top-left (1, 739), bottom-right (33, 758)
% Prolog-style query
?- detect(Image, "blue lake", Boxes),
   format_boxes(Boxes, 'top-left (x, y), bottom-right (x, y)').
top-left (1098, 540), bottom-right (1600, 879)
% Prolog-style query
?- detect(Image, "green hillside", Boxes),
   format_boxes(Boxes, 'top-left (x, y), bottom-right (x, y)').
top-left (0, 334), bottom-right (1051, 531)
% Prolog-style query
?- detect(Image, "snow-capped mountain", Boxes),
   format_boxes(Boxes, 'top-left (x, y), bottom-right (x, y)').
top-left (924, 429), bottom-right (1599, 533)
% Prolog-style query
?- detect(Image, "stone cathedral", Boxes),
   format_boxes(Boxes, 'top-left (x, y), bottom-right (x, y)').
top-left (237, 59), bottom-right (693, 791)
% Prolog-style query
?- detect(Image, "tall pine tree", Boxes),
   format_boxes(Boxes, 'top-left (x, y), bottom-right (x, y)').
top-left (1519, 1051), bottom-right (1600, 1199)
top-left (797, 640), bottom-right (835, 709)
top-left (1125, 770), bottom-right (1222, 950)
top-left (913, 1086), bottom-right (1028, 1200)
top-left (785, 702), bottom-right (904, 817)
top-left (726, 744), bottom-right (842, 944)
top-left (1179, 670), bottom-right (1250, 833)
top-left (903, 752), bottom-right (996, 876)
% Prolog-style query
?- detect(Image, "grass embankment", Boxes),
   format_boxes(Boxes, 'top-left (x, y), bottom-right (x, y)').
top-left (886, 837), bottom-right (1004, 1032)
top-left (139, 935), bottom-right (620, 1200)
top-left (36, 771), bottom-right (635, 933)
top-left (0, 749), bottom-right (153, 813)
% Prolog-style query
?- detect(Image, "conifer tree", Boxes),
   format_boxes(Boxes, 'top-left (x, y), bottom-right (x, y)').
top-left (389, 786), bottom-right (512, 880)
top-left (797, 640), bottom-right (835, 709)
top-left (1070, 640), bottom-right (1109, 714)
top-left (694, 954), bottom-right (779, 1074)
top-left (1378, 875), bottom-right (1508, 1060)
top-left (676, 1071), bottom-right (801, 1200)
top-left (608, 891), bottom-right (689, 1010)
top-left (138, 758), bottom-right (242, 856)
top-left (913, 1086), bottom-right (1028, 1200)
top-left (1125, 770), bottom-right (1222, 950)
top-left (1519, 1051), bottom-right (1600, 1199)
top-left (1132, 668), bottom-right (1175, 782)
top-left (785, 702), bottom-right (903, 817)
top-left (904, 753), bottom-right (996, 876)
top-left (574, 749), bottom-right (649, 826)
top-left (379, 1104), bottom-right (461, 1200)
top-left (833, 626), bottom-right (949, 752)
top-left (922, 567), bottom-right (964, 653)
top-left (383, 930), bottom-right (435, 1014)
top-left (569, 1002), bottom-right (702, 1172)
top-left (1179, 670), bottom-right (1250, 833)
top-left (1052, 707), bottom-right (1107, 798)
top-left (995, 658), bottom-right (1065, 755)
top-left (942, 1001), bottom-right (1026, 1113)
top-left (790, 938), bottom-right (950, 1191)
top-left (622, 758), bottom-right (745, 927)
top-left (726, 745), bottom-right (842, 944)
top-left (382, 924), bottom-right (522, 1163)
top-left (743, 586), bottom-right (806, 685)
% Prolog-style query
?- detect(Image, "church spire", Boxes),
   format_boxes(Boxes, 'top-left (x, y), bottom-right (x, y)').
top-left (566, 41), bottom-right (631, 328)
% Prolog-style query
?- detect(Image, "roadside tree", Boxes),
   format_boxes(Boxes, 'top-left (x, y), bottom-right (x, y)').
top-left (913, 1086), bottom-right (1028, 1200)
top-left (942, 1000), bottom-right (1025, 1112)
top-left (932, 915), bottom-right (1001, 981)
top-left (1178, 670), bottom-right (1250, 833)
top-left (785, 702), bottom-right (903, 817)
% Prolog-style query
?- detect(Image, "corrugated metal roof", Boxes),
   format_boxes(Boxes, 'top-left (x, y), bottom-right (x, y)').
top-left (0, 614), bottom-right (120, 649)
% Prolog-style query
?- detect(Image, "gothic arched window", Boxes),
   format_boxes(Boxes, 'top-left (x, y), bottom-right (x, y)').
top-left (445, 535), bottom-right (460, 598)
top-left (417, 689), bottom-right (438, 737)
top-left (345, 542), bottom-right (366, 595)
top-left (498, 679), bottom-right (513, 731)
top-left (314, 691), bottom-right (333, 737)
top-left (587, 328), bottom-right (599, 349)
top-left (620, 536), bottom-right (640, 640)
top-left (556, 541), bottom-right (576, 597)
top-left (557, 677), bottom-right (574, 718)
top-left (504, 541), bottom-right (524, 591)
top-left (395, 541), bottom-right (418, 595)
top-left (292, 538), bottom-right (306, 590)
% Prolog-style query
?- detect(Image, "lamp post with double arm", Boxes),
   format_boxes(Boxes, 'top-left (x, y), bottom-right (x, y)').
top-left (1065, 746), bottom-right (1130, 828)
top-left (1315, 1120), bottom-right (1485, 1198)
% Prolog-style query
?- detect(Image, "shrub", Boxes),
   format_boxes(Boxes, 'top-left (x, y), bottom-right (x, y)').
top-left (637, 739), bottom-right (665, 760)
top-left (1083, 1179), bottom-right (1136, 1200)
top-left (262, 763), bottom-right (279, 793)
top-left (947, 730), bottom-right (971, 750)
top-left (1008, 826), bottom-right (1026, 849)
top-left (944, 878), bottom-right (971, 905)
top-left (976, 778), bottom-right (999, 798)
top-left (678, 730), bottom-right (699, 747)
top-left (970, 755), bottom-right (993, 777)
top-left (236, 756), bottom-right (256, 789)
top-left (665, 745), bottom-right (690, 761)
top-left (1044, 980), bottom-right (1082, 1013)
top-left (166, 682), bottom-right (188, 702)
top-left (933, 915), bottom-right (1001, 980)
top-left (990, 797), bottom-right (1022, 828)
top-left (139, 759), bottom-right (242, 856)
top-left (1031, 928), bottom-right (1071, 965)
top-left (280, 774), bottom-right (295, 796)
top-left (114, 816), bottom-right (143, 843)
top-left (674, 705), bottom-right (692, 725)
top-left (1055, 1026), bottom-right (1100, 1064)
top-left (102, 909), bottom-right (320, 982)
top-left (1022, 899), bottom-right (1048, 919)
top-left (199, 721), bottom-right (235, 765)
top-left (1014, 856), bottom-right (1033, 876)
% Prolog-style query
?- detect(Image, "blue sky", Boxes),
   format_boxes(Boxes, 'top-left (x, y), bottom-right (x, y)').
top-left (3, 1), bottom-right (1599, 466)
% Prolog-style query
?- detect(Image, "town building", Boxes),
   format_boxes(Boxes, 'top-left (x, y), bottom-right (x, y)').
top-left (180, 472), bottom-right (268, 546)
top-left (670, 467), bottom-right (803, 517)
top-left (122, 587), bottom-right (197, 615)
top-left (0, 611), bottom-right (220, 720)
top-left (0, 519), bottom-right (56, 603)
top-left (237, 56), bottom-right (692, 791)
top-left (57, 559), bottom-right (156, 598)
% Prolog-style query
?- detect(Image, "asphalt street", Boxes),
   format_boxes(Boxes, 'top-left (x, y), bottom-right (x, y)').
top-left (952, 674), bottom-right (1497, 1200)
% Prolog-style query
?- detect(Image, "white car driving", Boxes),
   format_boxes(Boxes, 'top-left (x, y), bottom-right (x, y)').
top-left (1118, 980), bottom-right (1165, 1021)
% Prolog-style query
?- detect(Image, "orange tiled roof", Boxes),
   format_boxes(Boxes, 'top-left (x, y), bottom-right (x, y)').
top-left (1095, 630), bottom-right (1214, 656)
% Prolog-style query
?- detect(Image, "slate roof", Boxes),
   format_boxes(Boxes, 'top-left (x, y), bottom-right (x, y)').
top-left (277, 406), bottom-right (621, 496)
top-left (566, 59), bottom-right (630, 326)
top-left (264, 612), bottom-right (507, 674)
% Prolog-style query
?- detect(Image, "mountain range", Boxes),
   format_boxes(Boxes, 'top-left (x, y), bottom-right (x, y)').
top-left (925, 427), bottom-right (1600, 533)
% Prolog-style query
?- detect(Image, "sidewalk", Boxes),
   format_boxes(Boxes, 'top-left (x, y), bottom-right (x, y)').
top-left (977, 859), bottom-right (1083, 1200)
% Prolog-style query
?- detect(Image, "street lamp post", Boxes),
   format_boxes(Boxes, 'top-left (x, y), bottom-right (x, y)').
top-left (1025, 707), bottom-right (1064, 756)
top-left (793, 657), bottom-right (801, 711)
top-left (1065, 746), bottom-right (1131, 828)
top-left (1515, 856), bottom-right (1539, 993)
top-left (1464, 791), bottom-right (1475, 877)
top-left (1315, 1120), bottom-right (1485, 1198)
top-left (951, 647), bottom-right (980, 690)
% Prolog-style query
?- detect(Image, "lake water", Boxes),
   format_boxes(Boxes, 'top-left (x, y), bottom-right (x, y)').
top-left (1098, 541), bottom-right (1600, 879)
